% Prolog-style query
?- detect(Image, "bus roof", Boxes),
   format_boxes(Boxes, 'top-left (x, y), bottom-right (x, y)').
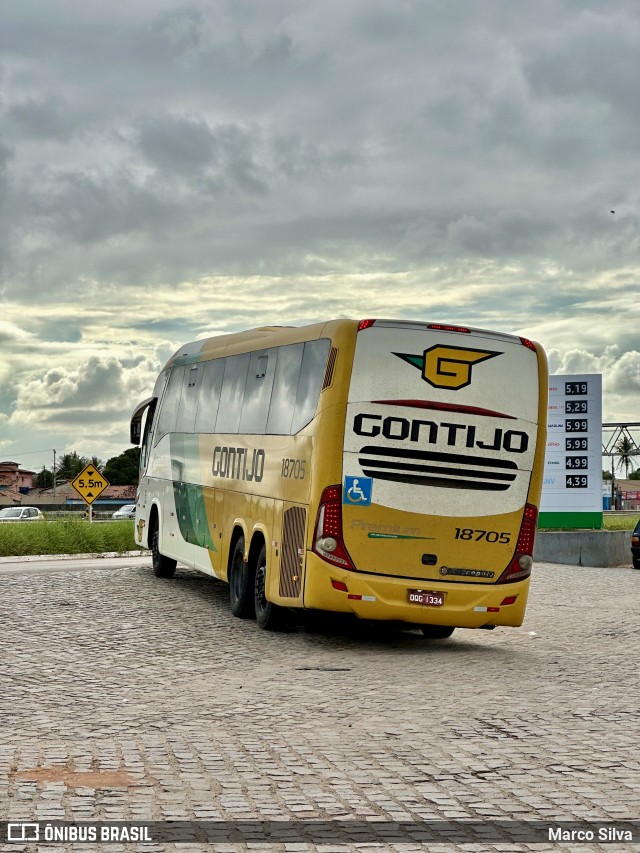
top-left (161, 319), bottom-right (534, 372)
top-left (161, 320), bottom-right (346, 371)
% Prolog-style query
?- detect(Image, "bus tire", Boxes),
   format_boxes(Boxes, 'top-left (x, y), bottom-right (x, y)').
top-left (254, 544), bottom-right (286, 631)
top-left (229, 536), bottom-right (255, 618)
top-left (151, 522), bottom-right (176, 579)
top-left (421, 625), bottom-right (455, 639)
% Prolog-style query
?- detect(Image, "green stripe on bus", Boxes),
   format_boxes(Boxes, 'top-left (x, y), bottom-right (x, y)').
top-left (173, 481), bottom-right (217, 550)
top-left (367, 533), bottom-right (434, 540)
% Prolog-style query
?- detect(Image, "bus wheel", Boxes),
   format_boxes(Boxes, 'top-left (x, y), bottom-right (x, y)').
top-left (151, 523), bottom-right (176, 579)
top-left (254, 545), bottom-right (286, 631)
top-left (421, 625), bottom-right (455, 639)
top-left (229, 537), bottom-right (255, 618)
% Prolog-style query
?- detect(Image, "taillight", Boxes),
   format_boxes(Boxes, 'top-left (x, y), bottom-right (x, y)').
top-left (427, 324), bottom-right (470, 333)
top-left (313, 485), bottom-right (356, 570)
top-left (497, 503), bottom-right (537, 583)
top-left (358, 319), bottom-right (376, 331)
top-left (519, 337), bottom-right (537, 351)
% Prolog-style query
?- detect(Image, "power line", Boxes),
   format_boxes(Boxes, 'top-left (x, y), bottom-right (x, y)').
top-left (1, 448), bottom-right (57, 457)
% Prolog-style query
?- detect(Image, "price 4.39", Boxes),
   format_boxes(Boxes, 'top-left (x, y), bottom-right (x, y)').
top-left (566, 475), bottom-right (588, 488)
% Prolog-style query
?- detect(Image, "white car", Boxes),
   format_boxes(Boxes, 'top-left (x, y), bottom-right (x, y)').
top-left (112, 504), bottom-right (136, 520)
top-left (0, 506), bottom-right (44, 521)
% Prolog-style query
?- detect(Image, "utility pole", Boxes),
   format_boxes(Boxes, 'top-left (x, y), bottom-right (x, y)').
top-left (611, 455), bottom-right (615, 510)
top-left (53, 450), bottom-right (56, 498)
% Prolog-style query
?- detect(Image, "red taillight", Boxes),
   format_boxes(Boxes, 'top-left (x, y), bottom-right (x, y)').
top-left (427, 324), bottom-right (470, 333)
top-left (358, 319), bottom-right (376, 331)
top-left (313, 485), bottom-right (356, 570)
top-left (519, 337), bottom-right (537, 351)
top-left (497, 503), bottom-right (538, 583)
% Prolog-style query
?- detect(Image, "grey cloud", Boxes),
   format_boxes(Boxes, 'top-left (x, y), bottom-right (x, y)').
top-left (17, 167), bottom-right (174, 246)
top-left (136, 113), bottom-right (217, 175)
top-left (0, 140), bottom-right (14, 275)
top-left (6, 94), bottom-right (80, 142)
top-left (1, 0), bottom-right (640, 455)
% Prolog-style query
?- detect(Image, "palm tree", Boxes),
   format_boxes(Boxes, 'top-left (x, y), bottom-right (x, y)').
top-left (614, 435), bottom-right (639, 479)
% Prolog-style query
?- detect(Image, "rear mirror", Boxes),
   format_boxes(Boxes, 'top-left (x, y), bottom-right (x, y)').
top-left (130, 396), bottom-right (154, 445)
top-left (131, 418), bottom-right (142, 445)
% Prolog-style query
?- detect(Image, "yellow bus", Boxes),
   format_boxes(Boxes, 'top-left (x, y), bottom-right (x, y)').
top-left (130, 319), bottom-right (547, 636)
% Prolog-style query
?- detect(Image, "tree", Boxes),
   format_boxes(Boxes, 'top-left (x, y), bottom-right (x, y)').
top-left (630, 469), bottom-right (640, 481)
top-left (55, 452), bottom-right (91, 482)
top-left (614, 436), bottom-right (639, 479)
top-left (35, 466), bottom-right (53, 489)
top-left (602, 470), bottom-right (612, 480)
top-left (104, 447), bottom-right (141, 486)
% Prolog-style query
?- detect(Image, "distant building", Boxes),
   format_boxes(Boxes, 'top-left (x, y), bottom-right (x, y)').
top-left (0, 461), bottom-right (36, 502)
top-left (616, 479), bottom-right (640, 511)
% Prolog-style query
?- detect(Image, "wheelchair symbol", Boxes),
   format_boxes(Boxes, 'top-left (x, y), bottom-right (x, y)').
top-left (343, 476), bottom-right (373, 506)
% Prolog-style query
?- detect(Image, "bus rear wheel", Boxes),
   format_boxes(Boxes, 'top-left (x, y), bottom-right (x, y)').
top-left (254, 545), bottom-right (286, 631)
top-left (151, 523), bottom-right (176, 578)
top-left (421, 625), bottom-right (455, 639)
top-left (229, 536), bottom-right (255, 618)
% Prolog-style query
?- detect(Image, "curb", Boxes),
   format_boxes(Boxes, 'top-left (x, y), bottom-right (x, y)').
top-left (2, 550), bottom-right (149, 563)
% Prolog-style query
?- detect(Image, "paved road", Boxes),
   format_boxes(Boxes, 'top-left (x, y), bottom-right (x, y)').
top-left (1, 555), bottom-right (639, 851)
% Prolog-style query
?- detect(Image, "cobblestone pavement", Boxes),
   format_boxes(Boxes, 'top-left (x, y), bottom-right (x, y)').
top-left (1, 556), bottom-right (639, 852)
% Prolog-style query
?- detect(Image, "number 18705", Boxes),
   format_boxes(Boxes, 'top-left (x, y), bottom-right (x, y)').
top-left (454, 528), bottom-right (511, 544)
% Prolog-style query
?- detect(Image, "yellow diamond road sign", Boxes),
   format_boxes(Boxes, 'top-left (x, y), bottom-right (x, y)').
top-left (71, 464), bottom-right (110, 505)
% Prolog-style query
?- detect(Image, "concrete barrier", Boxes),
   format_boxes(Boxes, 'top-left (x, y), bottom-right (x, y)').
top-left (534, 530), bottom-right (632, 568)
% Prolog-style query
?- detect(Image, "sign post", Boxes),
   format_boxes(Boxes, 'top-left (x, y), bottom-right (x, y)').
top-left (71, 464), bottom-right (110, 520)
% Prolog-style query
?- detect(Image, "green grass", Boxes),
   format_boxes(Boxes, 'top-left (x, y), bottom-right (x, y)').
top-left (603, 514), bottom-right (640, 531)
top-left (0, 519), bottom-right (141, 557)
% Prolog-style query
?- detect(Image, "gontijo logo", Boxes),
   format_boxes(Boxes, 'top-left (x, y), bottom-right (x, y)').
top-left (394, 346), bottom-right (500, 390)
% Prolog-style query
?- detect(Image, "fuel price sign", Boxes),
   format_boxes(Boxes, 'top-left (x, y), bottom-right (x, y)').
top-left (539, 374), bottom-right (602, 529)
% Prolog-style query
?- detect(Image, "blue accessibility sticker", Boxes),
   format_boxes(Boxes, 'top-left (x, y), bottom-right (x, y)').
top-left (343, 476), bottom-right (373, 506)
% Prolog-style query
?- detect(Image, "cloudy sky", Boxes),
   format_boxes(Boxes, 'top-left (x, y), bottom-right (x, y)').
top-left (1, 0), bottom-right (640, 474)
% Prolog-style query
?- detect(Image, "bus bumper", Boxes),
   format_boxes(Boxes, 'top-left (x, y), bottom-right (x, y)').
top-left (302, 553), bottom-right (530, 629)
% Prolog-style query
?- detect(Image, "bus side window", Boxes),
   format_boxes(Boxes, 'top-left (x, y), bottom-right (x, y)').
top-left (266, 343), bottom-right (304, 435)
top-left (140, 401), bottom-right (157, 471)
top-left (154, 366), bottom-right (185, 444)
top-left (216, 354), bottom-right (250, 434)
top-left (291, 339), bottom-right (331, 433)
top-left (240, 348), bottom-right (278, 434)
top-left (194, 359), bottom-right (225, 433)
top-left (176, 365), bottom-right (202, 433)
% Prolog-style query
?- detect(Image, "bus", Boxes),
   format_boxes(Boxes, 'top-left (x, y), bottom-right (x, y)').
top-left (130, 319), bottom-right (548, 636)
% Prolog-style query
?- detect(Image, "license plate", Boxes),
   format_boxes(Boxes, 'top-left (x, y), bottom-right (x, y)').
top-left (407, 589), bottom-right (444, 607)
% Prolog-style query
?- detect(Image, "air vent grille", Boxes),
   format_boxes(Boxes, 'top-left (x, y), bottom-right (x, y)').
top-left (358, 445), bottom-right (517, 491)
top-left (279, 506), bottom-right (306, 597)
top-left (322, 347), bottom-right (338, 390)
